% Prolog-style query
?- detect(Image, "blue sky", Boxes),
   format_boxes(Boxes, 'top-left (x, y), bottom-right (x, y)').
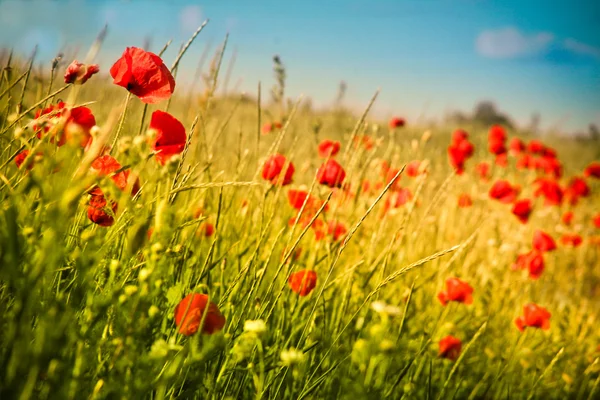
top-left (1, 0), bottom-right (599, 132)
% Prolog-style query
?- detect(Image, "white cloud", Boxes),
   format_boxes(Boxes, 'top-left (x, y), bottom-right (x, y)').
top-left (563, 38), bottom-right (600, 59)
top-left (180, 5), bottom-right (203, 34)
top-left (475, 27), bottom-right (554, 59)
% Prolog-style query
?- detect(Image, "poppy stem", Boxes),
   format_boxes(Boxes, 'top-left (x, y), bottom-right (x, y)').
top-left (110, 92), bottom-right (132, 152)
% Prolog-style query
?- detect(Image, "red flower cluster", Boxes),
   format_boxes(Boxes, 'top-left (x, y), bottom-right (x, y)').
top-left (87, 155), bottom-right (139, 227)
top-left (488, 125), bottom-right (508, 167)
top-left (447, 129), bottom-right (474, 174)
top-left (388, 116), bottom-right (405, 129)
top-left (34, 101), bottom-right (96, 147)
top-left (512, 250), bottom-right (544, 279)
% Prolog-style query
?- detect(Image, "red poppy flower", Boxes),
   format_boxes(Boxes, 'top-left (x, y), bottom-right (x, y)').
top-left (533, 178), bottom-right (563, 206)
top-left (318, 139), bottom-right (341, 158)
top-left (406, 160), bottom-right (422, 177)
top-left (475, 162), bottom-right (490, 180)
top-left (509, 137), bottom-right (526, 155)
top-left (389, 117), bottom-right (405, 129)
top-left (437, 277), bottom-right (473, 306)
top-left (328, 220), bottom-right (347, 241)
top-left (489, 180), bottom-right (519, 204)
top-left (566, 177), bottom-right (590, 198)
top-left (457, 193), bottom-right (473, 208)
top-left (495, 153), bottom-right (508, 167)
top-left (262, 154), bottom-right (295, 186)
top-left (515, 303), bottom-right (551, 332)
top-left (34, 102), bottom-right (96, 147)
top-left (64, 60), bottom-right (99, 84)
top-left (110, 47), bottom-right (175, 104)
top-left (288, 269), bottom-right (317, 296)
top-left (386, 187), bottom-right (413, 209)
top-left (533, 230), bottom-right (556, 252)
top-left (511, 199), bottom-right (533, 224)
top-left (489, 139), bottom-right (507, 156)
top-left (353, 135), bottom-right (374, 150)
top-left (199, 222), bottom-right (215, 237)
top-left (287, 189), bottom-right (309, 209)
top-left (15, 150), bottom-right (33, 170)
top-left (527, 140), bottom-right (545, 154)
top-left (87, 194), bottom-right (118, 227)
top-left (512, 250), bottom-right (544, 279)
top-left (562, 211), bottom-right (574, 225)
top-left (447, 145), bottom-right (467, 175)
top-left (488, 125), bottom-right (507, 143)
top-left (584, 162), bottom-right (600, 179)
top-left (439, 335), bottom-right (462, 361)
top-left (317, 159), bottom-right (346, 188)
top-left (516, 154), bottom-right (533, 170)
top-left (560, 234), bottom-right (582, 247)
top-left (594, 214), bottom-right (600, 229)
top-left (90, 155), bottom-right (140, 196)
top-left (149, 110), bottom-right (187, 165)
top-left (174, 293), bottom-right (226, 335)
top-left (536, 156), bottom-right (562, 178)
top-left (451, 129), bottom-right (469, 145)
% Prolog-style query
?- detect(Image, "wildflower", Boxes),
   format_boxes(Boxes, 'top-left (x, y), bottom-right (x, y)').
top-left (527, 140), bottom-right (545, 154)
top-left (457, 193), bottom-right (473, 208)
top-left (583, 162), bottom-right (600, 179)
top-left (489, 180), bottom-right (519, 203)
top-left (198, 222), bottom-right (215, 237)
top-left (515, 303), bottom-right (551, 332)
top-left (262, 154), bottom-right (294, 185)
top-left (243, 319), bottom-right (267, 336)
top-left (327, 220), bottom-right (347, 241)
top-left (317, 159), bottom-right (346, 188)
top-left (509, 137), bottom-right (526, 155)
top-left (14, 150), bottom-right (32, 169)
top-left (34, 102), bottom-right (96, 147)
top-left (451, 129), bottom-right (469, 145)
top-left (512, 250), bottom-right (544, 279)
top-left (593, 214), bottom-right (600, 229)
top-left (562, 211), bottom-right (574, 225)
top-left (475, 162), bottom-right (490, 180)
top-left (495, 153), bottom-right (508, 167)
top-left (387, 188), bottom-right (413, 208)
top-left (437, 277), bottom-right (473, 306)
top-left (389, 117), bottom-right (405, 129)
top-left (317, 139), bottom-right (341, 158)
top-left (511, 199), bottom-right (533, 224)
top-left (533, 230), bottom-right (556, 252)
top-left (287, 189), bottom-right (309, 209)
top-left (534, 178), bottom-right (563, 206)
top-left (488, 125), bottom-right (507, 143)
top-left (406, 160), bottom-right (422, 177)
top-left (174, 293), bottom-right (226, 335)
top-left (288, 269), bottom-right (317, 296)
top-left (149, 110), bottom-right (186, 165)
top-left (64, 60), bottom-right (99, 84)
top-left (281, 348), bottom-right (305, 367)
top-left (560, 234), bottom-right (582, 247)
top-left (566, 177), bottom-right (590, 198)
top-left (87, 194), bottom-right (118, 227)
top-left (110, 47), bottom-right (175, 103)
top-left (439, 336), bottom-right (462, 361)
top-left (447, 135), bottom-right (474, 175)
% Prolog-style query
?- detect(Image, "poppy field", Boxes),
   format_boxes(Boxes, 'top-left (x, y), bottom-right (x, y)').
top-left (1, 27), bottom-right (600, 400)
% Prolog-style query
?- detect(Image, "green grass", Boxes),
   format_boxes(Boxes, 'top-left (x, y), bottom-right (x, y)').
top-left (0, 30), bottom-right (599, 400)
